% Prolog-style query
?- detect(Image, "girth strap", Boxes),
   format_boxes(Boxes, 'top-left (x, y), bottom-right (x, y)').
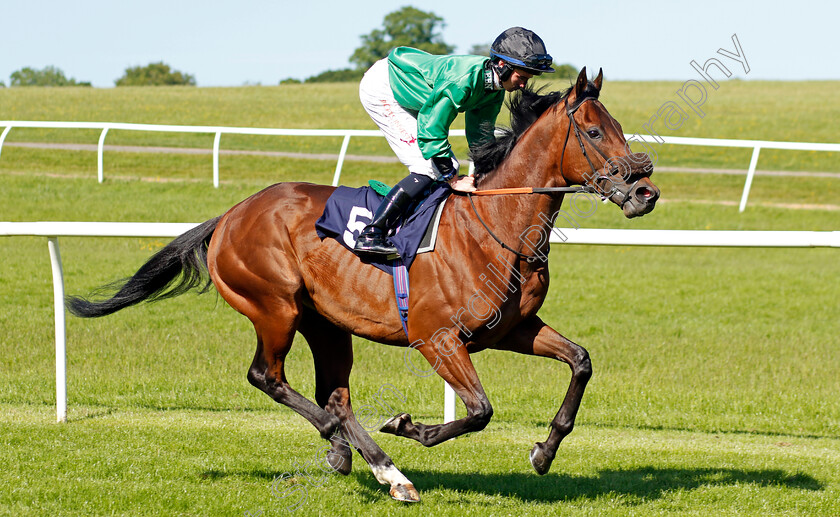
top-left (392, 259), bottom-right (410, 337)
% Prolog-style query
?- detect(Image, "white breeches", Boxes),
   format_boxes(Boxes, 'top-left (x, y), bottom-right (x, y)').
top-left (359, 58), bottom-right (438, 179)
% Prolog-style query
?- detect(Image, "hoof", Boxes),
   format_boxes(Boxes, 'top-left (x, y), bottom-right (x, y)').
top-left (380, 413), bottom-right (411, 436)
top-left (326, 431), bottom-right (353, 475)
top-left (327, 448), bottom-right (352, 475)
top-left (529, 442), bottom-right (555, 476)
top-left (389, 483), bottom-right (420, 503)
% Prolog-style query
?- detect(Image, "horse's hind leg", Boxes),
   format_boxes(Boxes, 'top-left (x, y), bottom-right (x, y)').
top-left (299, 309), bottom-right (420, 502)
top-left (299, 309), bottom-right (353, 475)
top-left (245, 305), bottom-right (340, 439)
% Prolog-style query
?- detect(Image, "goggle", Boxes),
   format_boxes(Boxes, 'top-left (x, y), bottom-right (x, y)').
top-left (523, 54), bottom-right (554, 69)
top-left (491, 51), bottom-right (554, 71)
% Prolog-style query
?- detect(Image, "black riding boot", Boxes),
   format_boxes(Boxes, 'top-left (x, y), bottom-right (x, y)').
top-left (354, 185), bottom-right (416, 256)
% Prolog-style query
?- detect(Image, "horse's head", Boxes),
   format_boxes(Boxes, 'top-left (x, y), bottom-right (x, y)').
top-left (559, 67), bottom-right (660, 218)
top-left (472, 71), bottom-right (660, 218)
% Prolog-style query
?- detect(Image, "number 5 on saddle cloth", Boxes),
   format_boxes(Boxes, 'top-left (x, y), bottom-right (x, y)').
top-left (315, 181), bottom-right (450, 271)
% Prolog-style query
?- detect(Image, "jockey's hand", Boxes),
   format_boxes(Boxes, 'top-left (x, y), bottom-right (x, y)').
top-left (449, 175), bottom-right (476, 193)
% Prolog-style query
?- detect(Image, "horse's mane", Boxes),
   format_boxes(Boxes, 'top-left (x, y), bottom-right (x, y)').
top-left (471, 81), bottom-right (600, 179)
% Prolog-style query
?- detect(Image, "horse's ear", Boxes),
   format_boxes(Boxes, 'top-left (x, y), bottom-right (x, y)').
top-left (574, 66), bottom-right (588, 97)
top-left (593, 68), bottom-right (603, 90)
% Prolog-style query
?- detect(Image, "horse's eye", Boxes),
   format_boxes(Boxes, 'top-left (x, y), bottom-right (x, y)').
top-left (587, 129), bottom-right (600, 138)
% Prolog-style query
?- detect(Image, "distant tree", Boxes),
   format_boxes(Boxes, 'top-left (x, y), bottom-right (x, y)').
top-left (305, 68), bottom-right (365, 83)
top-left (468, 43), bottom-right (490, 56)
top-left (552, 63), bottom-right (578, 82)
top-left (9, 66), bottom-right (91, 87)
top-left (349, 7), bottom-right (454, 70)
top-left (279, 78), bottom-right (302, 85)
top-left (115, 62), bottom-right (196, 86)
top-left (0, 81), bottom-right (5, 88)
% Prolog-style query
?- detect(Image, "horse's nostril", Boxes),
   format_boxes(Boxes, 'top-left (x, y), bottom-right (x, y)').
top-left (633, 185), bottom-right (659, 204)
top-left (637, 187), bottom-right (654, 199)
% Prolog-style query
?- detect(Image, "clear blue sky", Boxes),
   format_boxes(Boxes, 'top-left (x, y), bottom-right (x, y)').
top-left (2, 0), bottom-right (837, 87)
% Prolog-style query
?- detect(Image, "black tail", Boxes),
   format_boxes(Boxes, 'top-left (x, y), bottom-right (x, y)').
top-left (67, 216), bottom-right (221, 318)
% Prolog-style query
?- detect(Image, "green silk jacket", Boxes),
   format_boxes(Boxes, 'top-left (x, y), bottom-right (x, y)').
top-left (387, 47), bottom-right (504, 160)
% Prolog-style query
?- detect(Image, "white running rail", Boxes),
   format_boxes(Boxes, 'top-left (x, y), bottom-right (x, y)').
top-left (1, 221), bottom-right (837, 423)
top-left (2, 121), bottom-right (839, 211)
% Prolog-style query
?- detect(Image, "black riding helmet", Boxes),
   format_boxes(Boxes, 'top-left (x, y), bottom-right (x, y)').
top-left (489, 27), bottom-right (554, 80)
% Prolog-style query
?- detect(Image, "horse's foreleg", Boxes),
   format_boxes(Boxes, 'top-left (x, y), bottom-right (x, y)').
top-left (380, 340), bottom-right (493, 447)
top-left (300, 310), bottom-right (419, 502)
top-left (493, 315), bottom-right (592, 475)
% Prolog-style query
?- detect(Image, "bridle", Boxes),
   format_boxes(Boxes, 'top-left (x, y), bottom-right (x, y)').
top-left (465, 95), bottom-right (642, 263)
top-left (562, 96), bottom-right (645, 209)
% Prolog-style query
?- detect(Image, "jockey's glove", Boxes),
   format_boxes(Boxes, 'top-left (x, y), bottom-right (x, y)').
top-left (431, 156), bottom-right (459, 182)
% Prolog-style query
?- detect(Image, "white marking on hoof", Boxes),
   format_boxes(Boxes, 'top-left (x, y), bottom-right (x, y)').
top-left (372, 464), bottom-right (412, 487)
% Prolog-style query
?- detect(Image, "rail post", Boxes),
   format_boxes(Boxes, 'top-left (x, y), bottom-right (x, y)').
top-left (213, 131), bottom-right (222, 188)
top-left (47, 237), bottom-right (67, 423)
top-left (444, 382), bottom-right (456, 423)
top-left (332, 134), bottom-right (352, 186)
top-left (0, 125), bottom-right (12, 163)
top-left (739, 145), bottom-right (762, 212)
top-left (97, 127), bottom-right (110, 183)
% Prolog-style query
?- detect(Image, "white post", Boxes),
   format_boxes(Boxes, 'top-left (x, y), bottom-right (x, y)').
top-left (332, 134), bottom-right (352, 186)
top-left (739, 146), bottom-right (762, 213)
top-left (213, 131), bottom-right (222, 188)
top-left (444, 381), bottom-right (456, 423)
top-left (97, 127), bottom-right (110, 183)
top-left (47, 237), bottom-right (67, 423)
top-left (0, 125), bottom-right (12, 163)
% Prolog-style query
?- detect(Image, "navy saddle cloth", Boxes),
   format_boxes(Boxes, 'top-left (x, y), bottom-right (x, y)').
top-left (315, 183), bottom-right (451, 273)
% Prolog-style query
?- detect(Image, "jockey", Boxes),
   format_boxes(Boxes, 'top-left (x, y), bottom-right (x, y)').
top-left (354, 26), bottom-right (555, 256)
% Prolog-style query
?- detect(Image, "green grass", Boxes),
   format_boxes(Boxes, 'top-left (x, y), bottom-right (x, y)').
top-left (1, 82), bottom-right (839, 515)
top-left (2, 405), bottom-right (836, 516)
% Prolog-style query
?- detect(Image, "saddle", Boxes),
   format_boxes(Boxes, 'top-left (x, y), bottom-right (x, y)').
top-left (315, 181), bottom-right (451, 274)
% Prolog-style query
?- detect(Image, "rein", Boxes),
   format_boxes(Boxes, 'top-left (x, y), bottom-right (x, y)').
top-left (465, 186), bottom-right (591, 196)
top-left (463, 185), bottom-right (596, 263)
top-left (466, 194), bottom-right (549, 263)
top-left (461, 96), bottom-right (616, 263)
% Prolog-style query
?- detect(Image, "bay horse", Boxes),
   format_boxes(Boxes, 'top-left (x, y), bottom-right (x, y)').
top-left (68, 68), bottom-right (659, 503)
